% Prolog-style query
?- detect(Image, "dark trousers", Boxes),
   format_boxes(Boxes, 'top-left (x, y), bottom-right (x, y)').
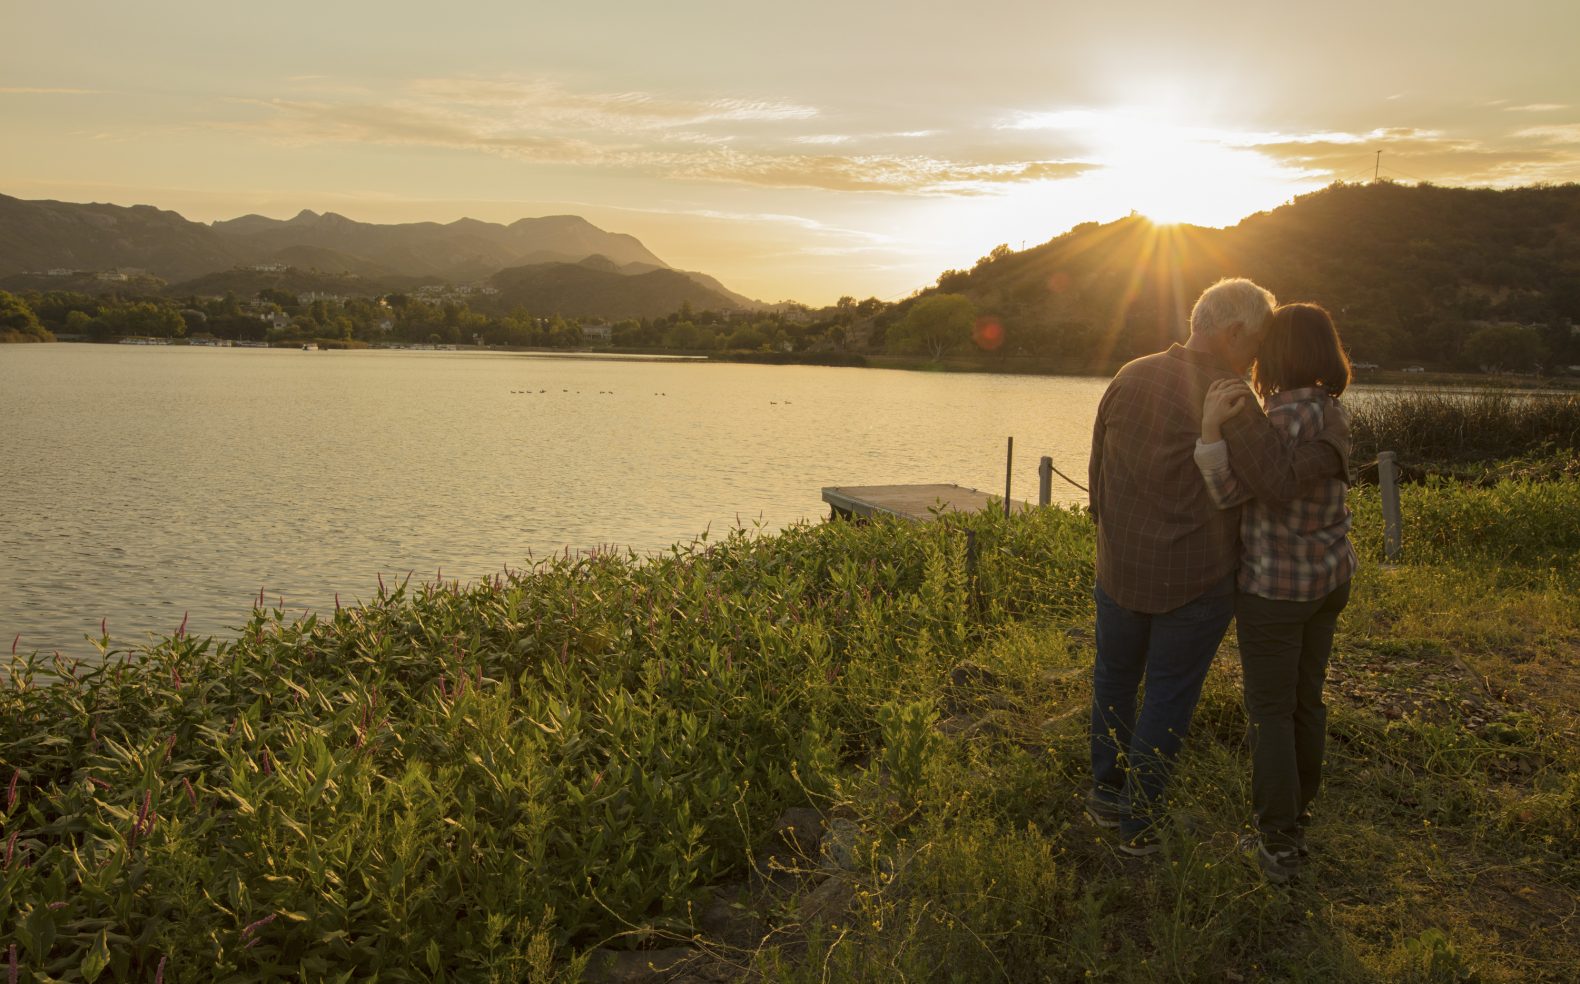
top-left (1091, 576), bottom-right (1235, 836)
top-left (1235, 579), bottom-right (1352, 851)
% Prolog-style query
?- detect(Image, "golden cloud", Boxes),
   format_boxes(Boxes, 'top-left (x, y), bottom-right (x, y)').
top-left (223, 84), bottom-right (1097, 196)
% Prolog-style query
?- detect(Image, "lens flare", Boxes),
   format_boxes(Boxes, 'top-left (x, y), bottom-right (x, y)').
top-left (973, 316), bottom-right (1004, 351)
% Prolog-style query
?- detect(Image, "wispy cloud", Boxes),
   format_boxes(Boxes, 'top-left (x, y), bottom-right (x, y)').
top-left (999, 103), bottom-right (1580, 190)
top-left (0, 86), bottom-right (102, 95)
top-left (1506, 103), bottom-right (1568, 112)
top-left (221, 78), bottom-right (1095, 196)
top-left (1246, 124), bottom-right (1580, 186)
top-left (670, 150), bottom-right (1093, 194)
top-left (404, 77), bottom-right (817, 130)
top-left (1513, 124), bottom-right (1580, 144)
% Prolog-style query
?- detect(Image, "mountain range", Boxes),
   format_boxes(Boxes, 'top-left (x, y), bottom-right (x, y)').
top-left (0, 194), bottom-right (757, 315)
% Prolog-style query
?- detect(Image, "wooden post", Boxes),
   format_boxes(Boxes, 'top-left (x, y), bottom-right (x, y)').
top-left (1378, 450), bottom-right (1401, 562)
top-left (1038, 456), bottom-right (1053, 506)
top-left (1004, 437), bottom-right (1013, 519)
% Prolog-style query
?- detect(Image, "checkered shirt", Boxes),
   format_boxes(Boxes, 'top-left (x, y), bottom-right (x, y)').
top-left (1089, 346), bottom-right (1348, 614)
top-left (1195, 386), bottom-right (1359, 601)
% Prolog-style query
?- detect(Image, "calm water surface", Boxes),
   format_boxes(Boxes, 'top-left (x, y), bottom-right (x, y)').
top-left (2, 345), bottom-right (1106, 655)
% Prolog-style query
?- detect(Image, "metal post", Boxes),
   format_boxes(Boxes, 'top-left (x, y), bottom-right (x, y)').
top-left (1038, 456), bottom-right (1053, 506)
top-left (1004, 437), bottom-right (1013, 519)
top-left (1378, 451), bottom-right (1401, 562)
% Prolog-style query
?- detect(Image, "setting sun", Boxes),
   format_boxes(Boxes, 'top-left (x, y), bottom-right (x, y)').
top-left (1003, 107), bottom-right (1322, 228)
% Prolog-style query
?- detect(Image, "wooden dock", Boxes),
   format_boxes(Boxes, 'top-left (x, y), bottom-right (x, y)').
top-left (821, 483), bottom-right (1033, 521)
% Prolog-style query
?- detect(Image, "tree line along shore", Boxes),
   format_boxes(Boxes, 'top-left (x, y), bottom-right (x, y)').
top-left (8, 183), bottom-right (1580, 379)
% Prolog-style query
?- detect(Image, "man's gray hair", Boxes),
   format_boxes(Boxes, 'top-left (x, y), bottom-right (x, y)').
top-left (1189, 278), bottom-right (1277, 340)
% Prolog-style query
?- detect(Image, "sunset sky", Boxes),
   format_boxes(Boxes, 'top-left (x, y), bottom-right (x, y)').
top-left (5, 0), bottom-right (1578, 304)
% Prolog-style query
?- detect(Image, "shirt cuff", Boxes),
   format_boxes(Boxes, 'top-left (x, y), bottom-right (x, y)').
top-left (1194, 439), bottom-right (1229, 470)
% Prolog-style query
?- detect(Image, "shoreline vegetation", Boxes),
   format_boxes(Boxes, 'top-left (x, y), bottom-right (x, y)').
top-left (15, 333), bottom-right (1580, 394)
top-left (3, 397), bottom-right (1577, 981)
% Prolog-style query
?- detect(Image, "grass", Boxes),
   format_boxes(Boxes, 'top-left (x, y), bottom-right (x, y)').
top-left (2, 478), bottom-right (1577, 982)
top-left (1348, 390), bottom-right (1580, 471)
top-left (757, 555), bottom-right (1577, 982)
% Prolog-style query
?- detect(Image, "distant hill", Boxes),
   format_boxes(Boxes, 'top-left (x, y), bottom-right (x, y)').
top-left (488, 259), bottom-right (742, 319)
top-left (914, 182), bottom-right (1580, 369)
top-left (0, 194), bottom-right (246, 282)
top-left (207, 210), bottom-right (670, 282)
top-left (0, 193), bottom-right (764, 314)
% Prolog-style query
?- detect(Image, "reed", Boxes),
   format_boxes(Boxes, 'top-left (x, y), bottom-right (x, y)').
top-left (1349, 390), bottom-right (1580, 467)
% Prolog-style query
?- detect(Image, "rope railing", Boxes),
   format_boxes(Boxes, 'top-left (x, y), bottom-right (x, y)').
top-left (1033, 450), bottom-right (1403, 563)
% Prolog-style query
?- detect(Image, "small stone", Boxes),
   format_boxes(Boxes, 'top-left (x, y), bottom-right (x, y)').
top-left (1038, 666), bottom-right (1085, 687)
top-left (798, 871), bottom-right (858, 929)
top-left (581, 946), bottom-right (696, 984)
top-left (820, 817), bottom-right (863, 871)
top-left (698, 889), bottom-right (766, 949)
top-left (771, 807), bottom-right (824, 857)
top-left (950, 662), bottom-right (1000, 690)
top-left (982, 691), bottom-right (1019, 712)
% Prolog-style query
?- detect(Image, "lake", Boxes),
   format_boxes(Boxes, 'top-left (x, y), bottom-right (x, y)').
top-left (2, 345), bottom-right (1107, 655)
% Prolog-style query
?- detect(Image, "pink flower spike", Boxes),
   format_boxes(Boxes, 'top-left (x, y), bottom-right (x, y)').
top-left (183, 776), bottom-right (197, 808)
top-left (335, 593), bottom-right (341, 611)
top-left (155, 955), bottom-right (167, 984)
top-left (5, 831), bottom-right (16, 867)
top-left (48, 901), bottom-right (66, 910)
top-left (6, 769), bottom-right (17, 811)
top-left (176, 612), bottom-right (188, 639)
top-left (7, 943), bottom-right (15, 984)
top-left (9, 635), bottom-right (16, 656)
top-left (100, 618), bottom-right (107, 637)
top-left (257, 586), bottom-right (265, 608)
top-left (242, 913), bottom-right (278, 938)
top-left (377, 571), bottom-right (385, 594)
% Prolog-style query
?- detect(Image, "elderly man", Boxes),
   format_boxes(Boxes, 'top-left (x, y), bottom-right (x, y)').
top-left (1086, 278), bottom-right (1347, 855)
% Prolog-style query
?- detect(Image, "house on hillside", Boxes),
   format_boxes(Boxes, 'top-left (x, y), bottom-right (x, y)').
top-left (581, 322), bottom-right (613, 343)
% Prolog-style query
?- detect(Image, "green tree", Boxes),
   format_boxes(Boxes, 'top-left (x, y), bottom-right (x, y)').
top-left (0, 290), bottom-right (53, 342)
top-left (665, 320), bottom-right (705, 350)
top-left (887, 294), bottom-right (976, 360)
top-left (1462, 323), bottom-right (1546, 372)
top-left (725, 325), bottom-right (768, 351)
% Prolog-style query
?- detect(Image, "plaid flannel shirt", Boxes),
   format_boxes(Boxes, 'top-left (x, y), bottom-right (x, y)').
top-left (1195, 386), bottom-right (1358, 601)
top-left (1089, 346), bottom-right (1348, 614)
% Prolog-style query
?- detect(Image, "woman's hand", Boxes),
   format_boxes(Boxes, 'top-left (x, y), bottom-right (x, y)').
top-left (1202, 378), bottom-right (1253, 442)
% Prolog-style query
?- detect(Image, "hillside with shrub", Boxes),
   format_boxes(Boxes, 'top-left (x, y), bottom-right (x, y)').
top-left (889, 182), bottom-right (1580, 373)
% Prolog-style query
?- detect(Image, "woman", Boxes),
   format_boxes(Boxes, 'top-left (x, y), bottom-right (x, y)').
top-left (1195, 302), bottom-right (1358, 884)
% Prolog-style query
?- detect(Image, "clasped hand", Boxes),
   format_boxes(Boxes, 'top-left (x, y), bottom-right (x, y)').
top-left (1201, 378), bottom-right (1254, 442)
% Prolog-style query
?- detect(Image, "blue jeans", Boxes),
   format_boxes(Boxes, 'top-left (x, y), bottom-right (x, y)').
top-left (1090, 576), bottom-right (1235, 837)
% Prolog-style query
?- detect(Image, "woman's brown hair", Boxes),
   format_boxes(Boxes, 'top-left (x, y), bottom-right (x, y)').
top-left (1251, 302), bottom-right (1352, 400)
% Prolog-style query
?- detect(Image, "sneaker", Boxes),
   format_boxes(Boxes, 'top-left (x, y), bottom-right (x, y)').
top-left (1118, 829), bottom-right (1161, 857)
top-left (1241, 834), bottom-right (1300, 883)
top-left (1084, 791), bottom-right (1124, 830)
